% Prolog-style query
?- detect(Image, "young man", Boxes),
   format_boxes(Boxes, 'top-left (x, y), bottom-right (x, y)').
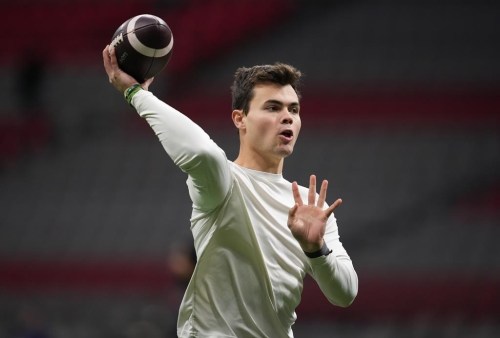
top-left (103, 45), bottom-right (358, 338)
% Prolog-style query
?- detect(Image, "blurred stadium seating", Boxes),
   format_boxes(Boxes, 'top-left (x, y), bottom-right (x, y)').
top-left (0, 0), bottom-right (499, 337)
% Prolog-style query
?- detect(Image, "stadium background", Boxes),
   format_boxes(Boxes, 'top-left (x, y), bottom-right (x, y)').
top-left (0, 0), bottom-right (499, 337)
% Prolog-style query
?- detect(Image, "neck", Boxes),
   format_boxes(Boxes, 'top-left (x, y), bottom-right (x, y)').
top-left (234, 152), bottom-right (284, 174)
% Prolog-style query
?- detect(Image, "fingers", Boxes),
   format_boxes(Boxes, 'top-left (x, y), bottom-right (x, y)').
top-left (103, 45), bottom-right (121, 74)
top-left (102, 45), bottom-right (111, 73)
top-left (308, 175), bottom-right (329, 209)
top-left (103, 45), bottom-right (117, 84)
top-left (108, 45), bottom-right (118, 68)
top-left (325, 198), bottom-right (342, 218)
top-left (102, 45), bottom-right (109, 60)
top-left (293, 176), bottom-right (342, 217)
top-left (292, 181), bottom-right (303, 206)
top-left (317, 179), bottom-right (328, 208)
top-left (308, 175), bottom-right (316, 205)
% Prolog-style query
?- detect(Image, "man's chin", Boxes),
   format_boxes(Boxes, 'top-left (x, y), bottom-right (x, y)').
top-left (277, 146), bottom-right (294, 158)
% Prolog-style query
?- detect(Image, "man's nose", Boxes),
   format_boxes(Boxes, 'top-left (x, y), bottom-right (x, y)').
top-left (281, 110), bottom-right (293, 124)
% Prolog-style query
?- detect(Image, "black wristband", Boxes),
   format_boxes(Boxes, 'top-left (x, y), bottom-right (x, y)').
top-left (304, 242), bottom-right (332, 258)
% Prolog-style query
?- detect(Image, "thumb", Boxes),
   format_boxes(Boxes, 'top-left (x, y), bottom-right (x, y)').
top-left (287, 203), bottom-right (299, 228)
top-left (325, 198), bottom-right (343, 218)
top-left (143, 76), bottom-right (155, 90)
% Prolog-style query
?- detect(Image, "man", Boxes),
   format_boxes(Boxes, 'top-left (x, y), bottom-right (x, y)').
top-left (103, 45), bottom-right (358, 338)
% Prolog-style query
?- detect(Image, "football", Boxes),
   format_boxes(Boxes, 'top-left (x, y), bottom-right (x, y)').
top-left (110, 14), bottom-right (173, 83)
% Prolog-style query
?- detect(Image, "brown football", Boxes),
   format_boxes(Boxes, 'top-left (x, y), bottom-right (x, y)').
top-left (110, 14), bottom-right (173, 83)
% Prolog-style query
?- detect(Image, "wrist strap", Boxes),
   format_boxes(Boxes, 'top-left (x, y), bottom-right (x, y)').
top-left (124, 83), bottom-right (142, 106)
top-left (304, 242), bottom-right (332, 258)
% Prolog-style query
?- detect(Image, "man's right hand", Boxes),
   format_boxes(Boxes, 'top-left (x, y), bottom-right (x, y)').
top-left (102, 45), bottom-right (154, 93)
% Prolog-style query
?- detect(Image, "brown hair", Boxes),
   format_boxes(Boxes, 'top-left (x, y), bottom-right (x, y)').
top-left (231, 62), bottom-right (302, 114)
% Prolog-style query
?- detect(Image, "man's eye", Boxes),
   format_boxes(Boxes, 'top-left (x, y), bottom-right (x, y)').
top-left (289, 106), bottom-right (300, 114)
top-left (267, 106), bottom-right (279, 112)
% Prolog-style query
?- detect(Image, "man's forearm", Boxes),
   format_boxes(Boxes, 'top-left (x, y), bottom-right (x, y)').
top-left (309, 254), bottom-right (358, 307)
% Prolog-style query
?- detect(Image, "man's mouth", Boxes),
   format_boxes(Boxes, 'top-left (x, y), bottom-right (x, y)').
top-left (279, 129), bottom-right (294, 141)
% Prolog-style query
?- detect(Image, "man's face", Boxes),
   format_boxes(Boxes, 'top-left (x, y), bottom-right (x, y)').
top-left (242, 83), bottom-right (301, 160)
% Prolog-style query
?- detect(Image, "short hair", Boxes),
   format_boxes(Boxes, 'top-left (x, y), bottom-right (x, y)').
top-left (231, 62), bottom-right (302, 114)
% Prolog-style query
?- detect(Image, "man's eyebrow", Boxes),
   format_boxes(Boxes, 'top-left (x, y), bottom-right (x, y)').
top-left (264, 99), bottom-right (300, 106)
top-left (264, 99), bottom-right (284, 105)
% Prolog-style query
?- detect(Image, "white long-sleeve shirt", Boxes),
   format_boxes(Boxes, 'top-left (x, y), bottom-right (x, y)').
top-left (131, 90), bottom-right (358, 338)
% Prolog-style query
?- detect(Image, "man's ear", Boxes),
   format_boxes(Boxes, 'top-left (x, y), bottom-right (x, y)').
top-left (232, 109), bottom-right (245, 130)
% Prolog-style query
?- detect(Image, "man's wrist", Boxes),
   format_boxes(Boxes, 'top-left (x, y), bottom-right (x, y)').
top-left (124, 83), bottom-right (142, 106)
top-left (304, 242), bottom-right (332, 258)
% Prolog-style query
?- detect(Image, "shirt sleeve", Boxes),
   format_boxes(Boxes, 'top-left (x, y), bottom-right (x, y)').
top-left (307, 216), bottom-right (358, 307)
top-left (131, 90), bottom-right (232, 211)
